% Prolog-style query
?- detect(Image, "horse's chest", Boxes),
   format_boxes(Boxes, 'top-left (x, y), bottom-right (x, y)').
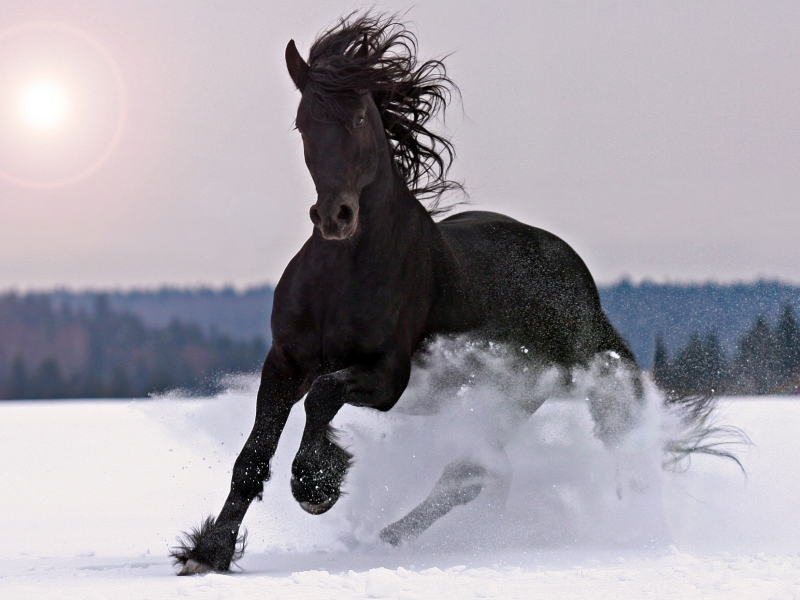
top-left (281, 290), bottom-right (392, 368)
top-left (273, 242), bottom-right (415, 371)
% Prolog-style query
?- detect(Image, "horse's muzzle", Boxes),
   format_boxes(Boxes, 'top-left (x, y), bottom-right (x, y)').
top-left (309, 192), bottom-right (359, 240)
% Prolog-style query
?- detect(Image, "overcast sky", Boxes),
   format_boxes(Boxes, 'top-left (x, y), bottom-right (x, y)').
top-left (1, 1), bottom-right (798, 290)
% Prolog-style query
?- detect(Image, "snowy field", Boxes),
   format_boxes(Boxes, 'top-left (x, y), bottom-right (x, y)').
top-left (2, 379), bottom-right (800, 599)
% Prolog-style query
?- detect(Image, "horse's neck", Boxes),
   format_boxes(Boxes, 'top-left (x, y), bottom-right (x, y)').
top-left (349, 105), bottom-right (434, 241)
top-left (357, 168), bottom-right (437, 253)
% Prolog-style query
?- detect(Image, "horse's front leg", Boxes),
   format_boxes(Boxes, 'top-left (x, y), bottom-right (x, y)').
top-left (291, 352), bottom-right (410, 514)
top-left (173, 348), bottom-right (303, 574)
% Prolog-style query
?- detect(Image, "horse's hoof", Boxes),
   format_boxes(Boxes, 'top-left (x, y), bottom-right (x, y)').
top-left (178, 559), bottom-right (213, 576)
top-left (299, 499), bottom-right (336, 515)
top-left (379, 525), bottom-right (403, 546)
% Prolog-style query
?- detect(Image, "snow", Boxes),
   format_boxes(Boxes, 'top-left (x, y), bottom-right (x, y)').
top-left (2, 384), bottom-right (800, 599)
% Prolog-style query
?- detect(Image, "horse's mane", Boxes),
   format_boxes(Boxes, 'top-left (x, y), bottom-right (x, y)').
top-left (306, 12), bottom-right (463, 214)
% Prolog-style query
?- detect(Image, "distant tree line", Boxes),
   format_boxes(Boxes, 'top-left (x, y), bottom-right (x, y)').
top-left (0, 293), bottom-right (267, 400)
top-left (50, 285), bottom-right (274, 345)
top-left (653, 304), bottom-right (800, 396)
top-left (599, 280), bottom-right (800, 369)
top-left (22, 280), bottom-right (800, 372)
top-left (5, 283), bottom-right (800, 399)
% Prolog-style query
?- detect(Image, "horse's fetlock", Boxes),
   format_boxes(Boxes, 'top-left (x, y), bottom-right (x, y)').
top-left (171, 516), bottom-right (247, 574)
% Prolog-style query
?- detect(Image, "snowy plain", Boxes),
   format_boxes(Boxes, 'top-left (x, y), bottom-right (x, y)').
top-left (1, 373), bottom-right (800, 599)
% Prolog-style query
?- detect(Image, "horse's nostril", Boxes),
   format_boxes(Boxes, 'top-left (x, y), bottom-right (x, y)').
top-left (336, 204), bottom-right (353, 225)
top-left (309, 206), bottom-right (321, 226)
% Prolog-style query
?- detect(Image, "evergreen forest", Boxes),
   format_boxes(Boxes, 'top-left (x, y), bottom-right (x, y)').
top-left (2, 281), bottom-right (800, 399)
top-left (653, 304), bottom-right (800, 395)
top-left (0, 293), bottom-right (266, 400)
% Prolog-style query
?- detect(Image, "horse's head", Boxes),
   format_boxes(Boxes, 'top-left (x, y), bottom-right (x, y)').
top-left (286, 39), bottom-right (384, 241)
top-left (284, 14), bottom-right (462, 236)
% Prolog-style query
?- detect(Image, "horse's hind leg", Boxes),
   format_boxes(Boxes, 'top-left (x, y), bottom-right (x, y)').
top-left (378, 363), bottom-right (558, 546)
top-left (379, 454), bottom-right (510, 546)
top-left (584, 350), bottom-right (645, 446)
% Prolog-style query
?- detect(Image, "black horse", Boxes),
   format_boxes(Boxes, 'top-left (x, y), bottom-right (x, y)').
top-left (173, 13), bottom-right (648, 574)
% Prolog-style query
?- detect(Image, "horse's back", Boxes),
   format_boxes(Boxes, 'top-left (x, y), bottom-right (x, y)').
top-left (436, 211), bottom-right (632, 365)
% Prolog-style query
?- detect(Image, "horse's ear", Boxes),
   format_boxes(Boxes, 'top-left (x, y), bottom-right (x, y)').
top-left (285, 39), bottom-right (309, 91)
top-left (355, 35), bottom-right (369, 59)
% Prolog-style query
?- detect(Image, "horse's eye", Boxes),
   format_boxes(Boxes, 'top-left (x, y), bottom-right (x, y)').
top-left (354, 114), bottom-right (365, 128)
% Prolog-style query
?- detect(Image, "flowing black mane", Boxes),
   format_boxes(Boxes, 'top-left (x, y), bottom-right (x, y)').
top-left (306, 12), bottom-right (462, 213)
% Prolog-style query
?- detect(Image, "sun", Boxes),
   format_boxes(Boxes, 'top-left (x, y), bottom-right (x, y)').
top-left (18, 79), bottom-right (69, 130)
top-left (0, 23), bottom-right (127, 189)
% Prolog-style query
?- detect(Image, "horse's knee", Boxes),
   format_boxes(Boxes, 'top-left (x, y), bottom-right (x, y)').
top-left (230, 461), bottom-right (266, 502)
top-left (440, 459), bottom-right (487, 485)
top-left (439, 460), bottom-right (487, 504)
top-left (378, 457), bottom-right (504, 546)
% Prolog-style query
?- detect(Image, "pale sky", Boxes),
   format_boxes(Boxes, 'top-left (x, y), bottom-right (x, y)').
top-left (1, 1), bottom-right (798, 290)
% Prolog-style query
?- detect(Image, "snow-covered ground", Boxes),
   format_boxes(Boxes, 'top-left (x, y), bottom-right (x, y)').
top-left (2, 380), bottom-right (800, 599)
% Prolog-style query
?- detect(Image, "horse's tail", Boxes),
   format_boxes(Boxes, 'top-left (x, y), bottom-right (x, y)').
top-left (659, 389), bottom-right (751, 473)
top-left (588, 313), bottom-right (749, 471)
top-left (592, 317), bottom-right (750, 472)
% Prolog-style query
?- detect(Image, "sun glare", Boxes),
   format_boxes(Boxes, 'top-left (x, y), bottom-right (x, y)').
top-left (0, 22), bottom-right (126, 188)
top-left (18, 80), bottom-right (69, 130)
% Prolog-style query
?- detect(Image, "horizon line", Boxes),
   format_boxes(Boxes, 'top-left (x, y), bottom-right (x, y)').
top-left (3, 277), bottom-right (800, 296)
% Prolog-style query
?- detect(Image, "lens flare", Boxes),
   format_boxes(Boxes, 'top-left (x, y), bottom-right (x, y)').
top-left (0, 22), bottom-right (127, 189)
top-left (18, 80), bottom-right (69, 130)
